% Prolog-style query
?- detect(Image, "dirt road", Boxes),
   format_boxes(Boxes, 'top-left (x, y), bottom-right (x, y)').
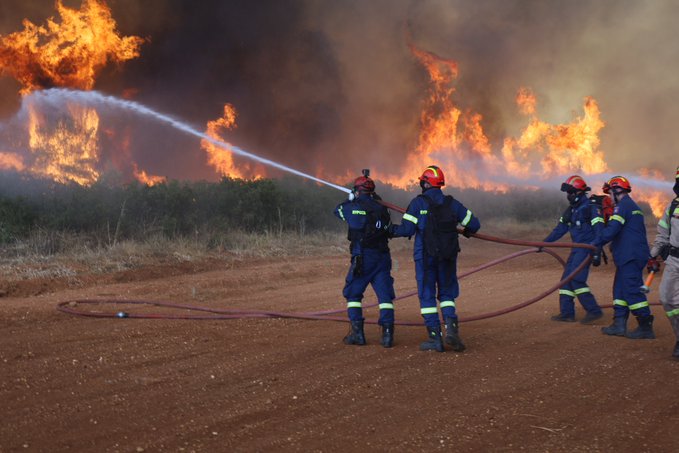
top-left (2, 239), bottom-right (678, 452)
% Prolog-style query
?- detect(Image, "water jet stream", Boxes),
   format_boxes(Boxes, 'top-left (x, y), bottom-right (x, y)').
top-left (26, 88), bottom-right (352, 193)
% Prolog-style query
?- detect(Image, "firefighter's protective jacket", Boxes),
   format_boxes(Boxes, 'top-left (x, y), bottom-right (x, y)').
top-left (651, 197), bottom-right (679, 258)
top-left (392, 187), bottom-right (480, 261)
top-left (334, 194), bottom-right (389, 257)
top-left (596, 194), bottom-right (650, 265)
top-left (544, 194), bottom-right (604, 244)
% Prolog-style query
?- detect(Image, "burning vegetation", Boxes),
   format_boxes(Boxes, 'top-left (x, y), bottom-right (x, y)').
top-left (0, 0), bottom-right (673, 218)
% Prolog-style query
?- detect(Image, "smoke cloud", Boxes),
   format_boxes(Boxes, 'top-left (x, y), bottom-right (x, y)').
top-left (1, 0), bottom-right (678, 186)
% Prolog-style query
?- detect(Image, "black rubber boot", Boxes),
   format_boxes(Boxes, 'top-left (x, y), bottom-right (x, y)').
top-left (551, 313), bottom-right (576, 322)
top-left (444, 317), bottom-right (466, 352)
top-left (673, 341), bottom-right (679, 360)
top-left (625, 315), bottom-right (655, 340)
top-left (420, 326), bottom-right (444, 352)
top-left (601, 316), bottom-right (627, 336)
top-left (380, 324), bottom-right (394, 348)
top-left (580, 311), bottom-right (603, 324)
top-left (343, 320), bottom-right (366, 345)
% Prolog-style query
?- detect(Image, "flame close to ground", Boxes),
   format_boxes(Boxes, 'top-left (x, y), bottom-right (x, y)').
top-left (200, 104), bottom-right (264, 180)
top-left (0, 0), bottom-right (153, 185)
top-left (0, 2), bottom-right (672, 216)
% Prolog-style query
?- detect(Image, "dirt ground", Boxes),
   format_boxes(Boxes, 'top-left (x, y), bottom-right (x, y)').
top-left (1, 238), bottom-right (678, 452)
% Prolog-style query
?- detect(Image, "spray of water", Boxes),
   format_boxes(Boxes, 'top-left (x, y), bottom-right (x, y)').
top-left (26, 88), bottom-right (352, 193)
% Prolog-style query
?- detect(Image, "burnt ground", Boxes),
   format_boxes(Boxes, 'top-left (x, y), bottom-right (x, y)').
top-left (1, 239), bottom-right (678, 452)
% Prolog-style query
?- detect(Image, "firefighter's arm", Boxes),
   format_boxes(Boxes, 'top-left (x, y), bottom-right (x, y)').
top-left (392, 200), bottom-right (419, 238)
top-left (334, 202), bottom-right (349, 222)
top-left (597, 209), bottom-right (625, 246)
top-left (543, 219), bottom-right (568, 243)
top-left (650, 203), bottom-right (672, 258)
top-left (456, 201), bottom-right (480, 236)
top-left (590, 204), bottom-right (605, 246)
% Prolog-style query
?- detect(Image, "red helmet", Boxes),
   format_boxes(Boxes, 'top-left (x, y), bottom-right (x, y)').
top-left (607, 175), bottom-right (632, 193)
top-left (561, 175), bottom-right (590, 193)
top-left (419, 165), bottom-right (445, 187)
top-left (675, 165), bottom-right (679, 179)
top-left (353, 175), bottom-right (375, 194)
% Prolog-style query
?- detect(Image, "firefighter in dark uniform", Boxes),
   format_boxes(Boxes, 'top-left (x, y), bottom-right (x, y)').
top-left (543, 175), bottom-right (604, 323)
top-left (390, 166), bottom-right (480, 352)
top-left (334, 172), bottom-right (396, 347)
top-left (593, 176), bottom-right (655, 339)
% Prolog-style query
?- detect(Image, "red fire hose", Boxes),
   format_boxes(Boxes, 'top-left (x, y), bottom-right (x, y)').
top-left (58, 198), bottom-right (644, 324)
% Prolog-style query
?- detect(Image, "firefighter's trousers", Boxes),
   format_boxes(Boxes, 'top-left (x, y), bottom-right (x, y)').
top-left (343, 249), bottom-right (395, 325)
top-left (659, 256), bottom-right (679, 340)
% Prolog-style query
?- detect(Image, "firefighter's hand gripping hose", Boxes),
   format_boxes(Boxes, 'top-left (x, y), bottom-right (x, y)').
top-left (58, 198), bottom-right (616, 325)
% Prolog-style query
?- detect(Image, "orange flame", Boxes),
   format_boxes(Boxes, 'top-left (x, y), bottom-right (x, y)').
top-left (201, 103), bottom-right (266, 179)
top-left (387, 42), bottom-right (498, 190)
top-left (0, 0), bottom-right (143, 93)
top-left (133, 164), bottom-right (166, 186)
top-left (0, 152), bottom-right (25, 171)
top-left (0, 0), bottom-right (144, 186)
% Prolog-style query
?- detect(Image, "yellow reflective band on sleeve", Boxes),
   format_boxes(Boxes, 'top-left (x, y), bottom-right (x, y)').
top-left (629, 301), bottom-right (649, 311)
top-left (440, 300), bottom-right (456, 308)
top-left (613, 299), bottom-right (628, 307)
top-left (610, 214), bottom-right (625, 224)
top-left (403, 213), bottom-right (419, 224)
top-left (666, 309), bottom-right (679, 318)
top-left (591, 217), bottom-right (604, 225)
top-left (559, 289), bottom-right (576, 297)
top-left (659, 219), bottom-right (669, 229)
top-left (338, 206), bottom-right (345, 221)
top-left (421, 307), bottom-right (438, 315)
top-left (574, 287), bottom-right (591, 295)
top-left (461, 209), bottom-right (473, 227)
top-left (379, 303), bottom-right (394, 310)
top-left (347, 301), bottom-right (362, 308)
top-left (673, 207), bottom-right (679, 215)
top-left (632, 210), bottom-right (643, 216)
top-left (352, 210), bottom-right (366, 215)
top-left (420, 210), bottom-right (428, 215)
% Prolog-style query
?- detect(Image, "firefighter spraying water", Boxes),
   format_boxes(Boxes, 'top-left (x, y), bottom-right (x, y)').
top-left (333, 170), bottom-right (396, 347)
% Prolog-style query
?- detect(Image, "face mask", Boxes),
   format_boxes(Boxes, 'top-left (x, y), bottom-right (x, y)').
top-left (420, 180), bottom-right (428, 193)
top-left (567, 192), bottom-right (580, 205)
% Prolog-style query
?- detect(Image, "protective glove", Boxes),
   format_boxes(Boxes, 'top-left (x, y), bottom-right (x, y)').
top-left (462, 227), bottom-right (475, 238)
top-left (347, 191), bottom-right (356, 201)
top-left (351, 255), bottom-right (363, 277)
top-left (647, 257), bottom-right (660, 273)
top-left (387, 223), bottom-right (399, 238)
top-left (591, 248), bottom-right (602, 267)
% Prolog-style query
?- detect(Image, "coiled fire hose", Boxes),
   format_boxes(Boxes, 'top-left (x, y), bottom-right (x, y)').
top-left (56, 197), bottom-right (647, 325)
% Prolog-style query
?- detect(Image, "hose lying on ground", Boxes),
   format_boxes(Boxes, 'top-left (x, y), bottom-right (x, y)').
top-left (58, 199), bottom-right (647, 324)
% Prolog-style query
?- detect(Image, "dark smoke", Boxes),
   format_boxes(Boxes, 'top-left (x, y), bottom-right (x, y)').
top-left (1, 0), bottom-right (678, 186)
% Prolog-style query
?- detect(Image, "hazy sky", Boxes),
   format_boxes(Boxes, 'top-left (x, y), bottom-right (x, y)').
top-left (1, 0), bottom-right (677, 183)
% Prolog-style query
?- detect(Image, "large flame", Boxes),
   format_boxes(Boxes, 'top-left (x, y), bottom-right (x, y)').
top-left (0, 0), bottom-right (144, 185)
top-left (386, 42), bottom-right (498, 190)
top-left (201, 104), bottom-right (266, 179)
top-left (0, 0), bottom-right (143, 94)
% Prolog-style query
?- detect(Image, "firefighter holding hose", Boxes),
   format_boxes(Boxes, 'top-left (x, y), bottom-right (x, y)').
top-left (594, 176), bottom-right (655, 339)
top-left (389, 166), bottom-right (480, 352)
top-left (543, 175), bottom-right (604, 323)
top-left (334, 170), bottom-right (396, 348)
top-left (647, 165), bottom-right (679, 359)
